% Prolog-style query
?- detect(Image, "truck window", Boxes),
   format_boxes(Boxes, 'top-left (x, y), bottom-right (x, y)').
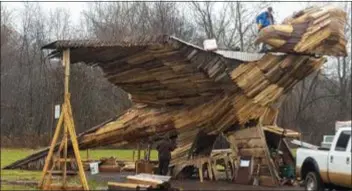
top-left (335, 131), bottom-right (351, 151)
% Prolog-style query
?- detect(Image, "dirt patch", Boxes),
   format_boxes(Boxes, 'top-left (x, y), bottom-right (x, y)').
top-left (86, 172), bottom-right (303, 191)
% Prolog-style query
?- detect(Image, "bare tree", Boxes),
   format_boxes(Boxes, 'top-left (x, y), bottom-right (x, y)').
top-left (82, 2), bottom-right (195, 41)
top-left (190, 2), bottom-right (234, 47)
top-left (321, 3), bottom-right (351, 121)
top-left (190, 2), bottom-right (270, 50)
top-left (48, 8), bottom-right (72, 40)
top-left (278, 2), bottom-right (352, 144)
top-left (1, 2), bottom-right (350, 148)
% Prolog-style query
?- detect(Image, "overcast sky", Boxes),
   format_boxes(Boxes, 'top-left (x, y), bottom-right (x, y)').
top-left (2, 0), bottom-right (349, 75)
top-left (2, 1), bottom-right (347, 31)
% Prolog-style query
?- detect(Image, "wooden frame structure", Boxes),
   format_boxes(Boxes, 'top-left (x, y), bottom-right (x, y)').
top-left (38, 49), bottom-right (89, 190)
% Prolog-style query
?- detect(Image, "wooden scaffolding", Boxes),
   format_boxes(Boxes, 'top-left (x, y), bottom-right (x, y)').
top-left (38, 49), bottom-right (89, 190)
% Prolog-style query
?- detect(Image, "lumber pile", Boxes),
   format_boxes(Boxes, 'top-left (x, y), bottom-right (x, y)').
top-left (256, 5), bottom-right (347, 56)
top-left (99, 157), bottom-right (121, 172)
top-left (3, 6), bottom-right (347, 187)
top-left (108, 173), bottom-right (175, 191)
top-left (135, 160), bottom-right (155, 174)
top-left (227, 126), bottom-right (280, 186)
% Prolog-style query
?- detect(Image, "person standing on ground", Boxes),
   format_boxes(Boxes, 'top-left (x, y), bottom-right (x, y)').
top-left (256, 7), bottom-right (275, 53)
top-left (156, 136), bottom-right (177, 175)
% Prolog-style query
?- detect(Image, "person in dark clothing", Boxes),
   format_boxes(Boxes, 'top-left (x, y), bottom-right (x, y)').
top-left (256, 7), bottom-right (275, 53)
top-left (156, 137), bottom-right (177, 175)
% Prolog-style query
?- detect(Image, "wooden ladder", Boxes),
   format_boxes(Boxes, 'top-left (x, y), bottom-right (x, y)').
top-left (38, 49), bottom-right (89, 190)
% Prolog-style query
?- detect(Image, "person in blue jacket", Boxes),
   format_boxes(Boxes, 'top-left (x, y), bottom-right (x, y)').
top-left (256, 7), bottom-right (275, 52)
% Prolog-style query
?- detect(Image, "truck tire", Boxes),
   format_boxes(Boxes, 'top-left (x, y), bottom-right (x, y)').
top-left (305, 171), bottom-right (324, 191)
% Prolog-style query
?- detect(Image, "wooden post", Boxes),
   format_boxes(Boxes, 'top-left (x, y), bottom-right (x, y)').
top-left (224, 157), bottom-right (230, 181)
top-left (86, 149), bottom-right (89, 160)
top-left (63, 122), bottom-right (68, 187)
top-left (49, 103), bottom-right (54, 143)
top-left (146, 144), bottom-right (151, 162)
top-left (137, 143), bottom-right (141, 160)
top-left (207, 159), bottom-right (213, 181)
top-left (63, 49), bottom-right (89, 189)
top-left (38, 113), bottom-right (63, 188)
top-left (198, 163), bottom-right (203, 183)
top-left (63, 49), bottom-right (69, 188)
top-left (39, 49), bottom-right (89, 190)
top-left (132, 150), bottom-right (135, 162)
top-left (63, 49), bottom-right (70, 97)
top-left (212, 160), bottom-right (218, 181)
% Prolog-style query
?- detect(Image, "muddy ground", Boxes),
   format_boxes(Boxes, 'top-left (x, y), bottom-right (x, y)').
top-left (87, 172), bottom-right (303, 190)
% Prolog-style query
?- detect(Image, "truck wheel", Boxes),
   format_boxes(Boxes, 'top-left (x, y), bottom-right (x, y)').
top-left (305, 172), bottom-right (324, 191)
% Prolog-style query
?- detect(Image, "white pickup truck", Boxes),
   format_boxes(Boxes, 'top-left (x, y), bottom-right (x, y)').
top-left (296, 126), bottom-right (351, 191)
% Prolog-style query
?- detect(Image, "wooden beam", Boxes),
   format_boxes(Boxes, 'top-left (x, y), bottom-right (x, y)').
top-left (63, 49), bottom-right (70, 97)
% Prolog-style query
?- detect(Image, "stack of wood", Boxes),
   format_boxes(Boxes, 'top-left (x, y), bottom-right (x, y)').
top-left (227, 126), bottom-right (280, 186)
top-left (4, 6), bottom-right (347, 187)
top-left (99, 157), bottom-right (121, 172)
top-left (135, 160), bottom-right (155, 174)
top-left (256, 5), bottom-right (347, 56)
top-left (108, 173), bottom-right (176, 191)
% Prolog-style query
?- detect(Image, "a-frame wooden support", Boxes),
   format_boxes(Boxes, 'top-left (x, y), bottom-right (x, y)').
top-left (38, 49), bottom-right (89, 190)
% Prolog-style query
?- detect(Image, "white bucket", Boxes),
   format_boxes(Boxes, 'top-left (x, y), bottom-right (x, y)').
top-left (203, 39), bottom-right (218, 51)
top-left (89, 162), bottom-right (99, 175)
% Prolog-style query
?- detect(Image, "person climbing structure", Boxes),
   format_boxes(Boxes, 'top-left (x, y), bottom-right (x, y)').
top-left (256, 7), bottom-right (275, 53)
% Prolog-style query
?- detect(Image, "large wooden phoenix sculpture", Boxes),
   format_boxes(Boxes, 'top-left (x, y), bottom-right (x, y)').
top-left (4, 6), bottom-right (347, 185)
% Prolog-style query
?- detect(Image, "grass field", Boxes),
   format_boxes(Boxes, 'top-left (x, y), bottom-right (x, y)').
top-left (1, 148), bottom-right (297, 190)
top-left (1, 148), bottom-right (157, 190)
top-left (291, 148), bottom-right (297, 158)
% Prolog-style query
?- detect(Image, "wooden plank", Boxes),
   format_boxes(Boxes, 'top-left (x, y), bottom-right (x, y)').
top-left (126, 176), bottom-right (161, 188)
top-left (63, 124), bottom-right (68, 187)
top-left (238, 148), bottom-right (266, 157)
top-left (224, 157), bottom-right (230, 181)
top-left (259, 176), bottom-right (277, 187)
top-left (64, 103), bottom-right (89, 190)
top-left (207, 160), bottom-right (213, 181)
top-left (198, 164), bottom-right (204, 182)
top-left (99, 165), bottom-right (121, 172)
top-left (231, 127), bottom-right (260, 139)
top-left (211, 160), bottom-right (218, 181)
top-left (108, 182), bottom-right (150, 189)
top-left (46, 184), bottom-right (84, 190)
top-left (50, 170), bottom-right (77, 176)
top-left (236, 139), bottom-right (265, 148)
top-left (38, 112), bottom-right (64, 188)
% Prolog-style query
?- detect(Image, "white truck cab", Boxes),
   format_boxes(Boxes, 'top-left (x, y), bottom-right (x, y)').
top-left (296, 125), bottom-right (351, 191)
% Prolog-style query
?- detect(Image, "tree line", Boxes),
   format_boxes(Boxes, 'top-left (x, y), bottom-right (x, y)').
top-left (1, 2), bottom-right (351, 147)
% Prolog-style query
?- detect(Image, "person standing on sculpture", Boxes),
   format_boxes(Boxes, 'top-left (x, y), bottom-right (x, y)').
top-left (256, 7), bottom-right (275, 52)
